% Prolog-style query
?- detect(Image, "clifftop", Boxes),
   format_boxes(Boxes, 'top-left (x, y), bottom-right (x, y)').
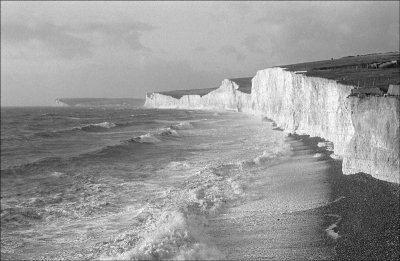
top-left (281, 51), bottom-right (399, 92)
top-left (145, 66), bottom-right (400, 183)
top-left (150, 51), bottom-right (399, 99)
top-left (153, 77), bottom-right (254, 99)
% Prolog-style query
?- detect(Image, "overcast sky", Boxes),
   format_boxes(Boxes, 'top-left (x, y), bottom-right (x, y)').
top-left (1, 1), bottom-right (399, 106)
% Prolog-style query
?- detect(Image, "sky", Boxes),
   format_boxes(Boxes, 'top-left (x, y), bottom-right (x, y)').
top-left (1, 1), bottom-right (399, 106)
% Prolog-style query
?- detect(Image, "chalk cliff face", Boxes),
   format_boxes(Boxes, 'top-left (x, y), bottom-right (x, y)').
top-left (251, 68), bottom-right (354, 157)
top-left (144, 68), bottom-right (400, 183)
top-left (343, 96), bottom-right (400, 183)
top-left (145, 79), bottom-right (252, 112)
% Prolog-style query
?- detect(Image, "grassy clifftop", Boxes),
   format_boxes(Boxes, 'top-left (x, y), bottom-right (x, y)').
top-left (154, 77), bottom-right (253, 99)
top-left (282, 51), bottom-right (399, 92)
top-left (152, 51), bottom-right (399, 99)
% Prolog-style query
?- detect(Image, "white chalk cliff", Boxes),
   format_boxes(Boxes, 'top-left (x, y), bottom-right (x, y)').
top-left (343, 96), bottom-right (399, 183)
top-left (144, 68), bottom-right (400, 183)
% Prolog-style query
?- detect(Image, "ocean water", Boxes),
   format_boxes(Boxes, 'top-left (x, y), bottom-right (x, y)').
top-left (1, 105), bottom-right (296, 260)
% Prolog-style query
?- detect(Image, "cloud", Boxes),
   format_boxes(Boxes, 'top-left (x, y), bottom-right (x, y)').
top-left (1, 22), bottom-right (92, 59)
top-left (79, 22), bottom-right (155, 51)
top-left (1, 21), bottom-right (155, 60)
top-left (254, 1), bottom-right (399, 63)
top-left (219, 45), bottom-right (245, 61)
top-left (242, 34), bottom-right (265, 53)
top-left (194, 46), bottom-right (206, 53)
top-left (1, 58), bottom-right (224, 106)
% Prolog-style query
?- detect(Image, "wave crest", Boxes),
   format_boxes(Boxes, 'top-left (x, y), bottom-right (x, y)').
top-left (77, 122), bottom-right (117, 131)
top-left (130, 133), bottom-right (162, 144)
top-left (170, 121), bottom-right (193, 130)
top-left (100, 211), bottom-right (224, 260)
top-left (130, 128), bottom-right (179, 144)
top-left (15, 121), bottom-right (118, 141)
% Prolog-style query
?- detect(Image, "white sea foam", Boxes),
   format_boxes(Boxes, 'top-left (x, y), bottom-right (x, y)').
top-left (50, 171), bottom-right (64, 177)
top-left (227, 178), bottom-right (243, 195)
top-left (171, 121), bottom-right (193, 130)
top-left (99, 178), bottom-right (228, 260)
top-left (134, 133), bottom-right (161, 143)
top-left (159, 127), bottom-right (179, 137)
top-left (317, 141), bottom-right (334, 151)
top-left (129, 127), bottom-right (179, 144)
top-left (131, 114), bottom-right (147, 117)
top-left (91, 122), bottom-right (116, 128)
top-left (166, 161), bottom-right (191, 170)
top-left (97, 155), bottom-right (252, 260)
top-left (77, 121), bottom-right (117, 131)
top-left (237, 145), bottom-right (289, 168)
top-left (325, 214), bottom-right (342, 240)
top-left (253, 150), bottom-right (273, 165)
top-left (330, 153), bottom-right (342, 160)
top-left (2, 108), bottom-right (295, 260)
top-left (102, 211), bottom-right (224, 260)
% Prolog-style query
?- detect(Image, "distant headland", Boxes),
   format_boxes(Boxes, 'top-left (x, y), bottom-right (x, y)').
top-left (55, 98), bottom-right (144, 107)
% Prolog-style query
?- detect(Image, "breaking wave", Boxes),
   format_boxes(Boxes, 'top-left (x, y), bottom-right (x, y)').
top-left (129, 127), bottom-right (180, 144)
top-left (2, 107), bottom-right (296, 260)
top-left (317, 141), bottom-right (334, 152)
top-left (170, 121), bottom-right (193, 130)
top-left (16, 119), bottom-right (199, 142)
top-left (97, 159), bottom-right (248, 260)
top-left (2, 126), bottom-right (184, 174)
top-left (4, 122), bottom-right (120, 141)
top-left (6, 120), bottom-right (162, 142)
top-left (100, 210), bottom-right (225, 260)
top-left (94, 138), bottom-right (291, 260)
top-left (75, 121), bottom-right (117, 131)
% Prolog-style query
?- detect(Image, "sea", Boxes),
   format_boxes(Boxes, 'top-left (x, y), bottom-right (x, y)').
top-left (1, 105), bottom-right (304, 260)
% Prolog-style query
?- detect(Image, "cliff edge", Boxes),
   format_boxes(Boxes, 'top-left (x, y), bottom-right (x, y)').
top-left (144, 67), bottom-right (399, 183)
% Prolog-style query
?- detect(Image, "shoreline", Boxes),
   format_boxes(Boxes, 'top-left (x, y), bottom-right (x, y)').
top-left (204, 115), bottom-right (399, 260)
top-left (145, 63), bottom-right (400, 184)
top-left (206, 120), bottom-right (339, 260)
top-left (289, 131), bottom-right (400, 260)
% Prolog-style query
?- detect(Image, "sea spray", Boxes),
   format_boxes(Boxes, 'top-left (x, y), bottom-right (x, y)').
top-left (1, 107), bottom-right (291, 259)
